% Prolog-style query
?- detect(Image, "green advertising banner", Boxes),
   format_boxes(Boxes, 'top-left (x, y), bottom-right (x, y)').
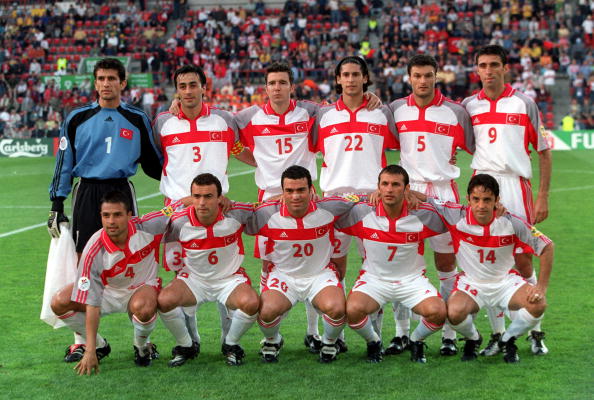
top-left (41, 75), bottom-right (91, 91)
top-left (42, 73), bottom-right (154, 90)
top-left (0, 138), bottom-right (54, 158)
top-left (128, 73), bottom-right (154, 88)
top-left (548, 130), bottom-right (594, 151)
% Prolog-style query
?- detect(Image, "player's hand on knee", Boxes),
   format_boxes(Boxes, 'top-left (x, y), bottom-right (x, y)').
top-left (47, 211), bottom-right (69, 238)
top-left (526, 284), bottom-right (546, 304)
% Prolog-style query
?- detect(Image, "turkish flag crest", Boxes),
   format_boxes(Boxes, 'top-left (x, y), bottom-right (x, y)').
top-left (210, 131), bottom-right (223, 141)
top-left (367, 123), bottom-right (380, 134)
top-left (406, 232), bottom-right (419, 242)
top-left (499, 235), bottom-right (514, 246)
top-left (435, 123), bottom-right (450, 135)
top-left (294, 122), bottom-right (308, 133)
top-left (225, 235), bottom-right (236, 245)
top-left (506, 114), bottom-right (521, 125)
top-left (120, 128), bottom-right (133, 140)
top-left (316, 226), bottom-right (328, 237)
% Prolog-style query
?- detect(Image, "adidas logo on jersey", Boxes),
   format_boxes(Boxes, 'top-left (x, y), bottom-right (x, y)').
top-left (280, 232), bottom-right (288, 238)
top-left (399, 123), bottom-right (407, 131)
top-left (473, 117), bottom-right (480, 124)
top-left (172, 136), bottom-right (181, 144)
top-left (262, 128), bottom-right (271, 134)
top-left (190, 243), bottom-right (199, 248)
top-left (105, 116), bottom-right (113, 122)
top-left (330, 127), bottom-right (339, 133)
top-left (370, 232), bottom-right (379, 239)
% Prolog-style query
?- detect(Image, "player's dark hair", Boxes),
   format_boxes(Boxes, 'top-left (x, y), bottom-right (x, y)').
top-left (475, 44), bottom-right (508, 65)
top-left (281, 165), bottom-right (313, 189)
top-left (407, 54), bottom-right (438, 75)
top-left (266, 62), bottom-right (293, 84)
top-left (467, 174), bottom-right (500, 197)
top-left (191, 173), bottom-right (222, 196)
top-left (378, 164), bottom-right (409, 187)
top-left (93, 58), bottom-right (126, 82)
top-left (100, 190), bottom-right (132, 213)
top-left (174, 64), bottom-right (207, 88)
top-left (334, 56), bottom-right (372, 94)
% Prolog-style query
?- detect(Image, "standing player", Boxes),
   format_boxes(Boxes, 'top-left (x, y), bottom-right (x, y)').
top-left (413, 174), bottom-right (553, 363)
top-left (463, 45), bottom-right (552, 355)
top-left (313, 56), bottom-right (398, 348)
top-left (249, 166), bottom-right (359, 363)
top-left (153, 64), bottom-right (256, 351)
top-left (157, 174), bottom-right (259, 367)
top-left (386, 54), bottom-right (475, 356)
top-left (50, 191), bottom-right (166, 374)
top-left (340, 165), bottom-right (448, 364)
top-left (48, 58), bottom-right (163, 362)
top-left (234, 62), bottom-right (382, 353)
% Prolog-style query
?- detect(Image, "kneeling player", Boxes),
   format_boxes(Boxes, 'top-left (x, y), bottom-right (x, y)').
top-left (157, 174), bottom-right (259, 366)
top-left (51, 191), bottom-right (164, 374)
top-left (340, 165), bottom-right (447, 363)
top-left (418, 174), bottom-right (553, 363)
top-left (250, 166), bottom-right (359, 363)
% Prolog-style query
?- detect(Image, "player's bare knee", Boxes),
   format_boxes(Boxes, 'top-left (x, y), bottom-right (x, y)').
top-left (323, 302), bottom-right (345, 320)
top-left (526, 300), bottom-right (547, 318)
top-left (447, 305), bottom-right (466, 325)
top-left (239, 293), bottom-right (259, 316)
top-left (258, 303), bottom-right (280, 323)
top-left (51, 285), bottom-right (73, 314)
top-left (424, 300), bottom-right (447, 324)
top-left (157, 291), bottom-right (176, 313)
top-left (346, 301), bottom-right (366, 324)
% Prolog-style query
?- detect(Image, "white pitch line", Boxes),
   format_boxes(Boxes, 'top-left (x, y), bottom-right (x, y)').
top-left (0, 222), bottom-right (47, 238)
top-left (0, 168), bottom-right (256, 239)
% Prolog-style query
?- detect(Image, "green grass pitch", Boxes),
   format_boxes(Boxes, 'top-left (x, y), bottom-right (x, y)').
top-left (0, 151), bottom-right (592, 400)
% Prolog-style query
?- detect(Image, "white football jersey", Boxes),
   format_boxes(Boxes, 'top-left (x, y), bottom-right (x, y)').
top-left (165, 203), bottom-right (254, 281)
top-left (336, 201), bottom-right (446, 281)
top-left (389, 90), bottom-right (475, 183)
top-left (153, 104), bottom-right (239, 200)
top-left (463, 84), bottom-right (550, 179)
top-left (314, 98), bottom-right (398, 194)
top-left (245, 197), bottom-right (357, 277)
top-left (430, 199), bottom-right (552, 283)
top-left (235, 100), bottom-right (318, 200)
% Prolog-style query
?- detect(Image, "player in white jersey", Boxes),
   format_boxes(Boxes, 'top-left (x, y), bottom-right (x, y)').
top-left (413, 174), bottom-right (553, 363)
top-left (386, 55), bottom-right (475, 356)
top-left (234, 62), bottom-right (382, 353)
top-left (463, 45), bottom-right (552, 355)
top-left (338, 165), bottom-right (447, 363)
top-left (153, 65), bottom-right (256, 352)
top-left (50, 191), bottom-right (167, 374)
top-left (157, 174), bottom-right (259, 366)
top-left (313, 56), bottom-right (399, 350)
top-left (247, 166), bottom-right (359, 363)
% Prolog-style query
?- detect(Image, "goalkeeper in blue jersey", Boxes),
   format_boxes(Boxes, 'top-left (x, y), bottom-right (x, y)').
top-left (47, 57), bottom-right (163, 363)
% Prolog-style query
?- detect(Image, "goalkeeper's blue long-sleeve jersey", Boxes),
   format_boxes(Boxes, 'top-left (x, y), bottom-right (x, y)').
top-left (49, 101), bottom-right (163, 201)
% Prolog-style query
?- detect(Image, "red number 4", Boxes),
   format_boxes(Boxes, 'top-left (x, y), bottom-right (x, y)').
top-left (125, 267), bottom-right (135, 278)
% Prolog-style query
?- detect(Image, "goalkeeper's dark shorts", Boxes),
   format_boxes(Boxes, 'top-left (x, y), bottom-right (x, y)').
top-left (71, 178), bottom-right (137, 253)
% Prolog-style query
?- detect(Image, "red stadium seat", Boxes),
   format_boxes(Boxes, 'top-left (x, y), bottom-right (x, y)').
top-left (43, 64), bottom-right (51, 72)
top-left (545, 120), bottom-right (555, 129)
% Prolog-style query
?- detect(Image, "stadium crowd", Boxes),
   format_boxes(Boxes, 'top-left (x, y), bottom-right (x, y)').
top-left (1, 0), bottom-right (594, 138)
